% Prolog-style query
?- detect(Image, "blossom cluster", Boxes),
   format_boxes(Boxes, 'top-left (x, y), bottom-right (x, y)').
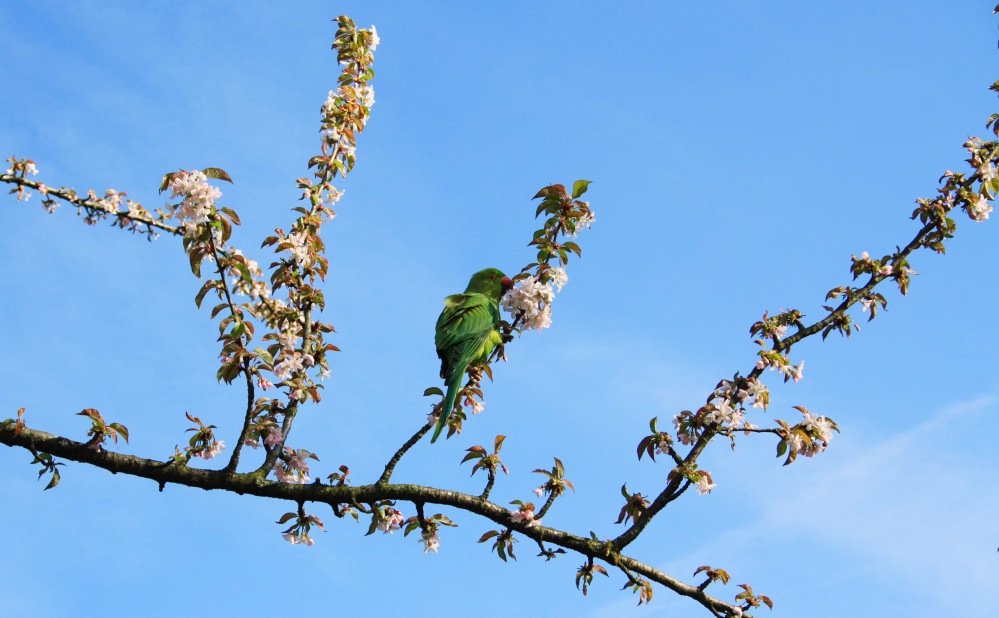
top-left (701, 377), bottom-right (768, 433)
top-left (242, 417), bottom-right (284, 449)
top-left (183, 412), bottom-right (225, 460)
top-left (165, 170), bottom-right (223, 237)
top-left (782, 409), bottom-right (837, 459)
top-left (5, 157), bottom-right (166, 235)
top-left (376, 507), bottom-right (405, 534)
top-left (279, 510), bottom-right (325, 546)
top-left (964, 137), bottom-right (998, 222)
top-left (189, 440), bottom-right (225, 460)
top-left (272, 448), bottom-right (315, 484)
top-left (510, 502), bottom-right (541, 528)
top-left (224, 248), bottom-right (270, 301)
top-left (501, 274), bottom-right (556, 331)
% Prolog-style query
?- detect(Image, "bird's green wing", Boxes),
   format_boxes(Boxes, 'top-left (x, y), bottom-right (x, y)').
top-left (435, 292), bottom-right (501, 380)
top-left (432, 292), bottom-right (502, 442)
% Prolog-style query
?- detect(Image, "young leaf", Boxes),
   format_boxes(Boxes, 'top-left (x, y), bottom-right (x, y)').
top-left (571, 179), bottom-right (591, 198)
top-left (202, 167), bottom-right (233, 184)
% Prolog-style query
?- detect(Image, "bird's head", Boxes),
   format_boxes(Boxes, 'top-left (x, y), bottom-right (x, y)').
top-left (465, 267), bottom-right (512, 299)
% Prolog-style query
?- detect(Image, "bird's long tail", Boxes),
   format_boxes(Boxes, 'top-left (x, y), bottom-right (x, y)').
top-left (431, 377), bottom-right (462, 443)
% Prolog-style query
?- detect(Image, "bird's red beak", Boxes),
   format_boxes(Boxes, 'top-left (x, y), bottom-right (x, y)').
top-left (501, 276), bottom-right (513, 291)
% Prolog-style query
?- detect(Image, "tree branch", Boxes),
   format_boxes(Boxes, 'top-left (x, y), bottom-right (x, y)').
top-left (1, 421), bottom-right (748, 617)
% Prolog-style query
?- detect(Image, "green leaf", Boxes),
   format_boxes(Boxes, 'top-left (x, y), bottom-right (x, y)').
top-left (236, 263), bottom-right (253, 285)
top-left (254, 347), bottom-right (274, 365)
top-left (202, 167), bottom-right (233, 184)
top-left (44, 469), bottom-right (61, 491)
top-left (423, 387), bottom-right (444, 397)
top-left (194, 280), bottom-right (216, 309)
top-left (571, 179), bottom-right (591, 198)
top-left (109, 423), bottom-right (130, 443)
top-left (189, 249), bottom-right (203, 278)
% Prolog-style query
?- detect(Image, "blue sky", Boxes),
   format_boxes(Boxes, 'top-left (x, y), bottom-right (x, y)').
top-left (2, 2), bottom-right (997, 616)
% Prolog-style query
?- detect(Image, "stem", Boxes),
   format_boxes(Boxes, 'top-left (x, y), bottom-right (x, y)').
top-left (377, 421), bottom-right (433, 484)
top-left (480, 468), bottom-right (497, 501)
top-left (224, 361), bottom-right (257, 474)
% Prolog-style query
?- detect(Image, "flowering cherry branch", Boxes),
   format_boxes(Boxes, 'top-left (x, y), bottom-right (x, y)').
top-left (3, 158), bottom-right (180, 238)
top-left (602, 74), bottom-right (999, 605)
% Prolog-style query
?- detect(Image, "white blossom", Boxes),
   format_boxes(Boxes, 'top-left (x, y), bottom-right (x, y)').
top-left (569, 208), bottom-right (595, 237)
top-left (969, 193), bottom-right (994, 223)
top-left (549, 267), bottom-right (568, 292)
top-left (801, 411), bottom-right (834, 445)
top-left (359, 84), bottom-right (375, 108)
top-left (274, 352), bottom-right (305, 381)
top-left (695, 474), bottom-right (716, 495)
top-left (284, 231), bottom-right (311, 267)
top-left (420, 531), bottom-right (440, 554)
top-left (501, 275), bottom-right (555, 331)
top-left (979, 161), bottom-right (997, 182)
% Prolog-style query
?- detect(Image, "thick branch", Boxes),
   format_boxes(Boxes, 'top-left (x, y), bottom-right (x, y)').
top-left (1, 423), bottom-right (747, 616)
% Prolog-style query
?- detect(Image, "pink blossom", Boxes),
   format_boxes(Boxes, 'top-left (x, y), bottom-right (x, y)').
top-left (510, 507), bottom-right (541, 528)
top-left (263, 425), bottom-right (284, 448)
top-left (377, 509), bottom-right (405, 534)
top-left (273, 458), bottom-right (309, 484)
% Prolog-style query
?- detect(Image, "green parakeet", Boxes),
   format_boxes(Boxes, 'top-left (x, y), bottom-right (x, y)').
top-left (432, 267), bottom-right (512, 443)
